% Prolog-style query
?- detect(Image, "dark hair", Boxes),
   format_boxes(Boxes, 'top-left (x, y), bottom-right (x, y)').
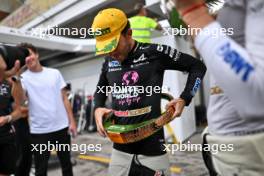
top-left (17, 43), bottom-right (38, 54)
top-left (121, 21), bottom-right (131, 35)
top-left (134, 3), bottom-right (144, 14)
top-left (65, 83), bottom-right (72, 91)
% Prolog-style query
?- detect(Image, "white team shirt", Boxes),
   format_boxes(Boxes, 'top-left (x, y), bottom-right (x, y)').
top-left (194, 1), bottom-right (264, 135)
top-left (22, 67), bottom-right (69, 134)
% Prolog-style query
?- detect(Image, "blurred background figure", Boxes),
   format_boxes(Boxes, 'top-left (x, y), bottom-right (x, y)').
top-left (129, 3), bottom-right (162, 43)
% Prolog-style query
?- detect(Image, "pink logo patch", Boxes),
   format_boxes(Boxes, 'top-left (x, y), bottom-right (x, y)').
top-left (122, 71), bottom-right (139, 85)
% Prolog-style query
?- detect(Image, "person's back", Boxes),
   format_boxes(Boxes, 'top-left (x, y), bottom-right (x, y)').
top-left (129, 3), bottom-right (160, 43)
top-left (129, 15), bottom-right (158, 43)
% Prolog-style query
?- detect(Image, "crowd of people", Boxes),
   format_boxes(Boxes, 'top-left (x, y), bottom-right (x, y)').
top-left (0, 43), bottom-right (77, 176)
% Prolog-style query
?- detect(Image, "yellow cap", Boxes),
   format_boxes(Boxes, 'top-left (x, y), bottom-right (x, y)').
top-left (92, 8), bottom-right (128, 55)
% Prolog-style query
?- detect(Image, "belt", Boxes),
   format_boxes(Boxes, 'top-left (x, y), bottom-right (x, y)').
top-left (114, 106), bottom-right (152, 117)
top-left (103, 93), bottom-right (176, 144)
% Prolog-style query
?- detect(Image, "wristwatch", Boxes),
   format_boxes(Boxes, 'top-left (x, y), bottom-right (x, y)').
top-left (11, 75), bottom-right (22, 82)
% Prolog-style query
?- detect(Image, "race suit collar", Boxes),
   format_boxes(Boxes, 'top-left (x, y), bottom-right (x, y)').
top-left (128, 41), bottom-right (139, 57)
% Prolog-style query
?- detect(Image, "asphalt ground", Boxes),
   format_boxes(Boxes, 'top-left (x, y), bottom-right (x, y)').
top-left (46, 129), bottom-right (209, 176)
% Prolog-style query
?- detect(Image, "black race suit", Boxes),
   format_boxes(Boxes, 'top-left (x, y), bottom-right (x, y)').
top-left (94, 42), bottom-right (206, 156)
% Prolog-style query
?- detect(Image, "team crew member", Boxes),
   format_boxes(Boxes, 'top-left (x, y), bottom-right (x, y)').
top-left (19, 43), bottom-right (77, 176)
top-left (174, 0), bottom-right (264, 118)
top-left (0, 75), bottom-right (27, 175)
top-left (129, 3), bottom-right (162, 43)
top-left (173, 0), bottom-right (264, 175)
top-left (92, 8), bottom-right (206, 176)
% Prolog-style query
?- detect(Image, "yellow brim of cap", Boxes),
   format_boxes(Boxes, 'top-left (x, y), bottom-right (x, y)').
top-left (95, 33), bottom-right (120, 55)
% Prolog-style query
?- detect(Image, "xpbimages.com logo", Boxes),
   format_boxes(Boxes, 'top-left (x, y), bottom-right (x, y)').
top-left (97, 83), bottom-right (169, 97)
top-left (163, 25), bottom-right (234, 38)
top-left (31, 141), bottom-right (102, 154)
top-left (31, 26), bottom-right (102, 38)
top-left (163, 141), bottom-right (234, 154)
